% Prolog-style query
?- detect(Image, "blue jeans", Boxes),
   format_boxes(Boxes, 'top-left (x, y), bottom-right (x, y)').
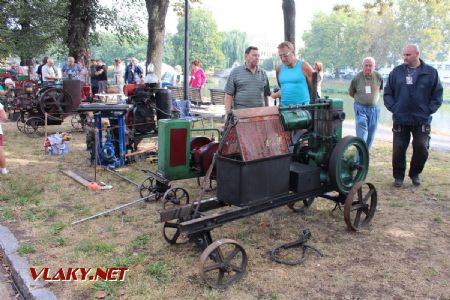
top-left (354, 102), bottom-right (379, 150)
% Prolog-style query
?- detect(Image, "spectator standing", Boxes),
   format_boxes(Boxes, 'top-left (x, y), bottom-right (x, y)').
top-left (189, 60), bottom-right (206, 89)
top-left (124, 57), bottom-right (144, 84)
top-left (36, 57), bottom-right (48, 84)
top-left (161, 65), bottom-right (182, 88)
top-left (61, 56), bottom-right (81, 80)
top-left (348, 57), bottom-right (383, 151)
top-left (113, 58), bottom-right (124, 92)
top-left (89, 59), bottom-right (99, 94)
top-left (9, 64), bottom-right (19, 80)
top-left (270, 41), bottom-right (313, 107)
top-left (383, 44), bottom-right (443, 187)
top-left (41, 58), bottom-right (59, 87)
top-left (0, 78), bottom-right (15, 108)
top-left (314, 61), bottom-right (324, 98)
top-left (95, 59), bottom-right (108, 94)
top-left (78, 60), bottom-right (89, 85)
top-left (0, 101), bottom-right (8, 174)
top-left (224, 46), bottom-right (270, 113)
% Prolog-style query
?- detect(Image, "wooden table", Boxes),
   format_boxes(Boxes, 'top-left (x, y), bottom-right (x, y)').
top-left (190, 105), bottom-right (226, 127)
top-left (95, 93), bottom-right (123, 103)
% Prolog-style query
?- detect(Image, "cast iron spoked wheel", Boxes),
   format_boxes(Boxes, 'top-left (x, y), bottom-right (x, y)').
top-left (24, 117), bottom-right (45, 136)
top-left (287, 196), bottom-right (315, 213)
top-left (162, 187), bottom-right (190, 210)
top-left (329, 136), bottom-right (369, 195)
top-left (162, 221), bottom-right (189, 245)
top-left (139, 176), bottom-right (155, 199)
top-left (344, 181), bottom-right (377, 231)
top-left (199, 239), bottom-right (248, 289)
top-left (38, 87), bottom-right (73, 117)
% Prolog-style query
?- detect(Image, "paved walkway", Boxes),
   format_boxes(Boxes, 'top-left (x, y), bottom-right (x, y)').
top-left (342, 121), bottom-right (450, 152)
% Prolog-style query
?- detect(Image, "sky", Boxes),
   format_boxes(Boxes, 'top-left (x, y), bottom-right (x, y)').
top-left (165, 0), bottom-right (366, 45)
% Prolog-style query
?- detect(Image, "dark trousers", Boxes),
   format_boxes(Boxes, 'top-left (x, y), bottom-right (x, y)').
top-left (392, 124), bottom-right (430, 180)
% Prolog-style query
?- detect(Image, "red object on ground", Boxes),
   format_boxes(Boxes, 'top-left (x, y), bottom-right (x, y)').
top-left (87, 182), bottom-right (100, 191)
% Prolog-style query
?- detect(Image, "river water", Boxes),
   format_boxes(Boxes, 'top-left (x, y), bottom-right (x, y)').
top-left (203, 77), bottom-right (450, 135)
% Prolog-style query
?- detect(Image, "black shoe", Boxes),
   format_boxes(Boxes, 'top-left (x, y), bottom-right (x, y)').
top-left (411, 176), bottom-right (421, 186)
top-left (394, 178), bottom-right (403, 187)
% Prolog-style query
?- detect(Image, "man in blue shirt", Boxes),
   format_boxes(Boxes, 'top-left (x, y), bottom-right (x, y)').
top-left (61, 56), bottom-right (81, 80)
top-left (124, 57), bottom-right (144, 84)
top-left (270, 41), bottom-right (313, 106)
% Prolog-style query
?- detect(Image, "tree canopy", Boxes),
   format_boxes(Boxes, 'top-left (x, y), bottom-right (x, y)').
top-left (221, 30), bottom-right (248, 68)
top-left (170, 8), bottom-right (225, 70)
top-left (302, 0), bottom-right (450, 73)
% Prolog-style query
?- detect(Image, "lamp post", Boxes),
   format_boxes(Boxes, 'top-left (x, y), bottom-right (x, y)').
top-left (183, 0), bottom-right (189, 101)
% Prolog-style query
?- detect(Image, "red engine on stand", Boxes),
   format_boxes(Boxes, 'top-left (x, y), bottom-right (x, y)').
top-left (190, 137), bottom-right (219, 177)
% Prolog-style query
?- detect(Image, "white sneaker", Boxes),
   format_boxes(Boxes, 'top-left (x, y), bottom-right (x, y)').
top-left (0, 168), bottom-right (9, 175)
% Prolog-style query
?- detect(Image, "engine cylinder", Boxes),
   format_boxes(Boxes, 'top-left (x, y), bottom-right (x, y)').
top-left (280, 109), bottom-right (312, 131)
top-left (155, 89), bottom-right (172, 120)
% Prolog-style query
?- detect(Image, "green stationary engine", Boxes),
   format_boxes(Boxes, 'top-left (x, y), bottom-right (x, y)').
top-left (279, 98), bottom-right (369, 194)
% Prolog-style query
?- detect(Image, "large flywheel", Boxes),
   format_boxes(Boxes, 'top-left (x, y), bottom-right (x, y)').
top-left (38, 87), bottom-right (73, 118)
top-left (329, 136), bottom-right (369, 194)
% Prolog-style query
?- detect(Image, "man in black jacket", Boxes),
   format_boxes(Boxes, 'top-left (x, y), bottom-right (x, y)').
top-left (383, 44), bottom-right (443, 187)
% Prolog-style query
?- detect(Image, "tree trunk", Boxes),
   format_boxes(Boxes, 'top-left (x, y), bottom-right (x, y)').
top-left (67, 0), bottom-right (94, 66)
top-left (146, 0), bottom-right (170, 78)
top-left (282, 0), bottom-right (296, 50)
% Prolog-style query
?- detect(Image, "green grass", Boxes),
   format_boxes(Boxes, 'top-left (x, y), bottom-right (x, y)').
top-left (49, 222), bottom-right (65, 235)
top-left (0, 207), bottom-right (15, 221)
top-left (23, 207), bottom-right (57, 222)
top-left (132, 234), bottom-right (149, 248)
top-left (51, 237), bottom-right (65, 247)
top-left (95, 242), bottom-right (115, 254)
top-left (146, 261), bottom-right (171, 283)
top-left (18, 243), bottom-right (36, 255)
top-left (75, 240), bottom-right (94, 253)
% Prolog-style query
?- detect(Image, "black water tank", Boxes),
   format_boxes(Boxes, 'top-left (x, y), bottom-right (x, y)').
top-left (155, 89), bottom-right (172, 120)
top-left (63, 79), bottom-right (81, 111)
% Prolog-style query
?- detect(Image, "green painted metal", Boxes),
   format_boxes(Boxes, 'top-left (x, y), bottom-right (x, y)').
top-left (329, 136), bottom-right (369, 194)
top-left (330, 98), bottom-right (344, 140)
top-left (157, 119), bottom-right (196, 180)
top-left (280, 109), bottom-right (312, 131)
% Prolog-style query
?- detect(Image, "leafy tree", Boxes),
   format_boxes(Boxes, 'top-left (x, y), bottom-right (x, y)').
top-left (90, 33), bottom-right (147, 65)
top-left (171, 8), bottom-right (224, 70)
top-left (0, 0), bottom-right (67, 64)
top-left (359, 7), bottom-right (402, 66)
top-left (68, 0), bottom-right (142, 65)
top-left (395, 0), bottom-right (450, 61)
top-left (221, 30), bottom-right (248, 68)
top-left (302, 9), bottom-right (365, 75)
top-left (261, 54), bottom-right (279, 71)
top-left (162, 32), bottom-right (177, 67)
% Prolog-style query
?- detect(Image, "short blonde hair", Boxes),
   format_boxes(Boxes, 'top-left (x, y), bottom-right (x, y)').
top-left (277, 41), bottom-right (295, 52)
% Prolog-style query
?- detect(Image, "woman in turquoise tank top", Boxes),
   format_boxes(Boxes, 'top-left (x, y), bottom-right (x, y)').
top-left (271, 41), bottom-right (313, 107)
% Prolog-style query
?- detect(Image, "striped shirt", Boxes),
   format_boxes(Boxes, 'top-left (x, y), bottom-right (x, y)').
top-left (224, 64), bottom-right (270, 109)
